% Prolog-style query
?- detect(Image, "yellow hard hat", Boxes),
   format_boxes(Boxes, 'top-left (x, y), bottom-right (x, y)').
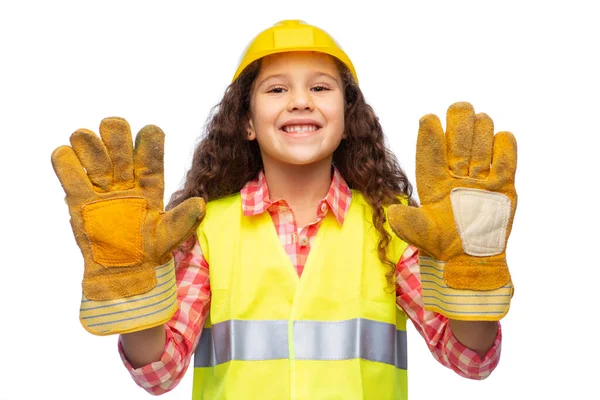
top-left (232, 20), bottom-right (358, 84)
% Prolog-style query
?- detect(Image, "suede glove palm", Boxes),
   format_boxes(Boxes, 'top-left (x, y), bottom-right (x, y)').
top-left (52, 117), bottom-right (205, 335)
top-left (388, 102), bottom-right (517, 321)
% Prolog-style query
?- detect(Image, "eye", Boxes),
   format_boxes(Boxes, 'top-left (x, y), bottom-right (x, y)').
top-left (311, 84), bottom-right (330, 92)
top-left (267, 86), bottom-right (286, 94)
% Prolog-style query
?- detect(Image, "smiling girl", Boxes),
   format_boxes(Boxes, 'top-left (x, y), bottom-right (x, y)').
top-left (54, 19), bottom-right (514, 400)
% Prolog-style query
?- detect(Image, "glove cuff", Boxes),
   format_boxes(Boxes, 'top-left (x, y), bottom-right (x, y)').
top-left (419, 256), bottom-right (513, 321)
top-left (79, 259), bottom-right (178, 335)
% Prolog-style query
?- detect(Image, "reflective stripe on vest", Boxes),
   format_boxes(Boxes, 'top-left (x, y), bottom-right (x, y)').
top-left (194, 318), bottom-right (407, 369)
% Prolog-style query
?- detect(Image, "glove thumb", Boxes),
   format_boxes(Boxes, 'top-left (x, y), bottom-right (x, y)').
top-left (387, 204), bottom-right (436, 255)
top-left (157, 197), bottom-right (206, 256)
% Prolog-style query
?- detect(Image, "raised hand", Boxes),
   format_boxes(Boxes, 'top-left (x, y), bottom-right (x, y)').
top-left (388, 102), bottom-right (517, 321)
top-left (52, 117), bottom-right (205, 335)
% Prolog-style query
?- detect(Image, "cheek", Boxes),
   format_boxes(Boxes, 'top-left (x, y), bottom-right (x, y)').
top-left (253, 101), bottom-right (282, 129)
top-left (320, 96), bottom-right (345, 126)
top-left (324, 106), bottom-right (345, 131)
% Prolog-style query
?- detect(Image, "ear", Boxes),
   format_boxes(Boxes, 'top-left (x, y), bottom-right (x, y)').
top-left (247, 118), bottom-right (257, 141)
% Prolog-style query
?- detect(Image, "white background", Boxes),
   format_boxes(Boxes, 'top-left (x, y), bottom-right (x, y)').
top-left (1, 0), bottom-right (599, 399)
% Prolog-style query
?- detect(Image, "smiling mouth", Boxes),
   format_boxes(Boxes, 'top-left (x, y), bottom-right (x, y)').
top-left (281, 125), bottom-right (321, 133)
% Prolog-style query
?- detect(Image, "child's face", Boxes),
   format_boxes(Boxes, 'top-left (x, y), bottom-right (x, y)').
top-left (248, 51), bottom-right (345, 170)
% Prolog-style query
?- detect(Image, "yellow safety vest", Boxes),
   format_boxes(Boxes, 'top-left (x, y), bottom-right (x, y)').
top-left (193, 190), bottom-right (409, 400)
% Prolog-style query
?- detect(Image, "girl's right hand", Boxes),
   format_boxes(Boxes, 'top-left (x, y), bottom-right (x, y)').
top-left (51, 117), bottom-right (205, 335)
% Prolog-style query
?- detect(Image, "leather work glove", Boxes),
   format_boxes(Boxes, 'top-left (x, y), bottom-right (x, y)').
top-left (51, 117), bottom-right (205, 335)
top-left (388, 102), bottom-right (517, 321)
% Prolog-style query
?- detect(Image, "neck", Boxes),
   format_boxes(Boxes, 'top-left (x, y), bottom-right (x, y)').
top-left (263, 158), bottom-right (333, 210)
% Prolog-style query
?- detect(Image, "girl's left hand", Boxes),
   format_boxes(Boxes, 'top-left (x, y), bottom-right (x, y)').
top-left (387, 102), bottom-right (517, 321)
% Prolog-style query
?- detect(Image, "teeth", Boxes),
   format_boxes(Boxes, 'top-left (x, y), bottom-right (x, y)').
top-left (282, 125), bottom-right (319, 133)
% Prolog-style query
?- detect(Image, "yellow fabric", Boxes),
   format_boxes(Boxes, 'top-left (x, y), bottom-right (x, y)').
top-left (51, 117), bottom-right (205, 334)
top-left (233, 20), bottom-right (358, 83)
top-left (387, 102), bottom-right (517, 321)
top-left (193, 191), bottom-right (408, 400)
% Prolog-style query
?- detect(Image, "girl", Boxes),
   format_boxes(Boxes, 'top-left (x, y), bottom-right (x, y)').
top-left (54, 19), bottom-right (515, 400)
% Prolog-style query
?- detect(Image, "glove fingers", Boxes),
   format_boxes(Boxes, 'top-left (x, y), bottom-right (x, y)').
top-left (134, 124), bottom-right (165, 210)
top-left (446, 102), bottom-right (475, 177)
top-left (387, 204), bottom-right (435, 255)
top-left (487, 131), bottom-right (518, 191)
top-left (416, 113), bottom-right (449, 203)
top-left (70, 129), bottom-right (113, 191)
top-left (51, 145), bottom-right (95, 201)
top-left (469, 113), bottom-right (494, 179)
top-left (99, 117), bottom-right (134, 189)
top-left (156, 197), bottom-right (206, 256)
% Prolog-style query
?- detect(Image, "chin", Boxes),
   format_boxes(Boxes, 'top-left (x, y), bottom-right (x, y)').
top-left (286, 155), bottom-right (331, 167)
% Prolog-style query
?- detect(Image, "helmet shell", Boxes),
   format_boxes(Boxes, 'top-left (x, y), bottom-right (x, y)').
top-left (232, 20), bottom-right (358, 84)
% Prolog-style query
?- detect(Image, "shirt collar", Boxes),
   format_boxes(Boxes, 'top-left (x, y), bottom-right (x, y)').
top-left (240, 166), bottom-right (352, 225)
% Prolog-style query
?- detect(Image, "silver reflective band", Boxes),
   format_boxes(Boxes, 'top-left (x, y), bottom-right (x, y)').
top-left (195, 318), bottom-right (407, 370)
top-left (195, 320), bottom-right (289, 366)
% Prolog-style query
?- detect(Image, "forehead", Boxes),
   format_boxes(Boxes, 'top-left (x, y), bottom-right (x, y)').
top-left (257, 51), bottom-right (340, 78)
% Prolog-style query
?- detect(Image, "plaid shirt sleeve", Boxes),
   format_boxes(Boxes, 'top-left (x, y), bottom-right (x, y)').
top-left (396, 245), bottom-right (502, 379)
top-left (118, 236), bottom-right (211, 395)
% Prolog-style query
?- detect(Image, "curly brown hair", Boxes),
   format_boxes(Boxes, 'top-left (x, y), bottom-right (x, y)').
top-left (168, 57), bottom-right (415, 285)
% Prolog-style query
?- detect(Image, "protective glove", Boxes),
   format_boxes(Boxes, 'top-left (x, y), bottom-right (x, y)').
top-left (51, 117), bottom-right (205, 335)
top-left (388, 102), bottom-right (517, 321)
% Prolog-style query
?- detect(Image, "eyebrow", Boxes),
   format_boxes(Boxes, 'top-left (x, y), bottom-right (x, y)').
top-left (256, 71), bottom-right (340, 88)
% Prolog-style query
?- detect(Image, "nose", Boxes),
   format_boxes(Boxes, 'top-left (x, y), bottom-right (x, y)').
top-left (287, 88), bottom-right (314, 112)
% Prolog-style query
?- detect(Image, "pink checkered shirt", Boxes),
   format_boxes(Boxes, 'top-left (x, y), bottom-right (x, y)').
top-left (118, 167), bottom-right (502, 395)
